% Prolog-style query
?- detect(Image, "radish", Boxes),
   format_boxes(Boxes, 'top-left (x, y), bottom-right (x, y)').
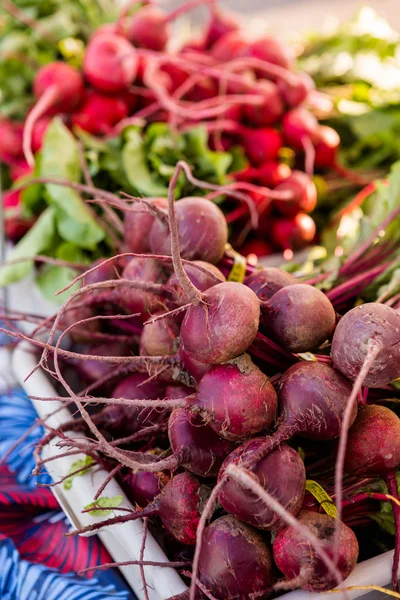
top-left (72, 92), bottom-right (129, 135)
top-left (331, 303), bottom-right (400, 388)
top-left (211, 30), bottom-right (250, 61)
top-left (23, 63), bottom-right (84, 166)
top-left (0, 119), bottom-right (23, 162)
top-left (271, 213), bottom-right (316, 250)
top-left (244, 267), bottom-right (296, 302)
top-left (218, 439), bottom-right (305, 529)
top-left (167, 260), bottom-right (225, 308)
top-left (274, 170), bottom-right (317, 217)
top-left (9, 159), bottom-right (32, 181)
top-left (125, 198), bottom-right (168, 254)
top-left (127, 5), bottom-right (169, 51)
top-left (242, 127), bottom-right (283, 166)
top-left (282, 107), bottom-right (318, 150)
top-left (193, 353), bottom-right (277, 440)
top-left (234, 162), bottom-right (291, 187)
top-left (265, 284), bottom-right (336, 352)
top-left (240, 238), bottom-right (274, 257)
top-left (345, 405), bottom-right (400, 591)
top-left (243, 80), bottom-right (283, 127)
top-left (83, 33), bottom-right (138, 93)
top-left (149, 196), bottom-right (228, 265)
top-left (249, 36), bottom-right (293, 69)
top-left (69, 471), bottom-right (211, 546)
top-left (273, 511), bottom-right (359, 591)
top-left (203, 5), bottom-right (239, 49)
top-left (278, 72), bottom-right (313, 107)
top-left (31, 116), bottom-right (52, 154)
top-left (140, 313), bottom-right (180, 356)
top-left (198, 515), bottom-right (274, 600)
top-left (313, 125), bottom-right (340, 169)
top-left (3, 189), bottom-right (34, 242)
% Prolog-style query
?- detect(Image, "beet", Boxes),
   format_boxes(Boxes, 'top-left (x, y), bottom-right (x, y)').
top-left (83, 258), bottom-right (118, 287)
top-left (194, 353), bottom-right (277, 440)
top-left (331, 302), bottom-right (400, 388)
top-left (219, 439), bottom-right (305, 529)
top-left (149, 196), bottom-right (228, 265)
top-left (273, 511), bottom-right (359, 592)
top-left (121, 470), bottom-right (168, 508)
top-left (168, 260), bottom-right (225, 308)
top-left (83, 33), bottom-right (138, 93)
top-left (244, 267), bottom-right (296, 302)
top-left (178, 347), bottom-right (211, 384)
top-left (140, 313), bottom-right (180, 356)
top-left (78, 341), bottom-right (133, 384)
top-left (120, 257), bottom-right (166, 314)
top-left (198, 515), bottom-right (274, 600)
top-left (124, 198), bottom-right (168, 254)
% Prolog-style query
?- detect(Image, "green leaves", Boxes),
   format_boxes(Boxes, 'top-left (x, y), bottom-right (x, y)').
top-left (0, 207), bottom-right (56, 286)
top-left (63, 455), bottom-right (95, 491)
top-left (40, 119), bottom-right (106, 249)
top-left (84, 495), bottom-right (123, 516)
top-left (122, 127), bottom-right (169, 196)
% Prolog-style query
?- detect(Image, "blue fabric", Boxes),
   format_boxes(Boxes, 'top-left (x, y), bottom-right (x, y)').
top-left (0, 387), bottom-right (137, 600)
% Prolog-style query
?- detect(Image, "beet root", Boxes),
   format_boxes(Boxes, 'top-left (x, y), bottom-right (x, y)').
top-left (198, 515), bottom-right (274, 600)
top-left (244, 267), bottom-right (296, 302)
top-left (140, 313), bottom-right (180, 356)
top-left (124, 198), bottom-right (168, 254)
top-left (265, 284), bottom-right (336, 353)
top-left (273, 510), bottom-right (359, 592)
top-left (120, 257), bottom-right (166, 314)
top-left (331, 302), bottom-right (400, 388)
top-left (168, 261), bottom-right (225, 308)
top-left (180, 282), bottom-right (260, 364)
top-left (219, 439), bottom-right (305, 529)
top-left (194, 353), bottom-right (277, 440)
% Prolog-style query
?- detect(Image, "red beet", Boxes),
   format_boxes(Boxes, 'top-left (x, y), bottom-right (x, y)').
top-left (83, 33), bottom-right (138, 93)
top-left (273, 511), bottom-right (359, 592)
top-left (265, 284), bottom-right (336, 352)
top-left (244, 267), bottom-right (296, 302)
top-left (120, 257), bottom-right (166, 314)
top-left (331, 303), bottom-right (400, 388)
top-left (219, 439), bottom-right (305, 529)
top-left (243, 80), bottom-right (283, 127)
top-left (23, 62), bottom-right (84, 166)
top-left (83, 258), bottom-right (119, 287)
top-left (198, 515), bottom-right (273, 600)
top-left (121, 470), bottom-right (168, 508)
top-left (168, 260), bottom-right (224, 308)
top-left (271, 213), bottom-right (316, 250)
top-left (274, 170), bottom-right (317, 217)
top-left (243, 127), bottom-right (282, 166)
top-left (124, 197), bottom-right (168, 254)
top-left (193, 353), bottom-right (277, 440)
top-left (180, 282), bottom-right (260, 364)
top-left (178, 347), bottom-right (211, 384)
top-left (127, 5), bottom-right (169, 51)
top-left (77, 341), bottom-right (132, 384)
top-left (72, 92), bottom-right (129, 135)
top-left (149, 197), bottom-right (228, 265)
top-left (140, 313), bottom-right (180, 356)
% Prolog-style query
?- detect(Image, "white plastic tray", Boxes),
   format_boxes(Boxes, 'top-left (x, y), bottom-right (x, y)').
top-left (12, 341), bottom-right (398, 600)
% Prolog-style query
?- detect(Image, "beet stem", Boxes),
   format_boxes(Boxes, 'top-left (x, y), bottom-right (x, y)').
top-left (333, 342), bottom-right (381, 561)
top-left (386, 471), bottom-right (400, 592)
top-left (78, 559), bottom-right (191, 576)
top-left (23, 86), bottom-right (58, 166)
top-left (140, 518), bottom-right (150, 600)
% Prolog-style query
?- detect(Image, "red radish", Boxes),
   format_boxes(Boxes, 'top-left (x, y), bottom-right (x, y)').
top-left (159, 63), bottom-right (189, 93)
top-left (9, 159), bottom-right (32, 181)
top-left (3, 189), bottom-right (34, 242)
top-left (127, 5), bottom-right (169, 51)
top-left (149, 196), bottom-right (228, 265)
top-left (313, 125), bottom-right (340, 169)
top-left (265, 284), bottom-right (336, 352)
top-left (180, 281), bottom-right (260, 364)
top-left (203, 5), bottom-right (239, 49)
top-left (243, 127), bottom-right (283, 166)
top-left (178, 347), bottom-right (211, 384)
top-left (0, 119), bottom-right (23, 162)
top-left (219, 439), bottom-right (305, 529)
top-left (83, 33), bottom-right (138, 93)
top-left (271, 213), bottom-right (316, 250)
top-left (344, 405), bottom-right (400, 591)
top-left (198, 515), bottom-right (273, 600)
top-left (273, 511), bottom-right (359, 592)
top-left (282, 107), bottom-right (318, 150)
top-left (244, 267), bottom-right (296, 302)
top-left (331, 303), bottom-right (400, 388)
top-left (72, 92), bottom-right (129, 135)
top-left (274, 170), bottom-right (317, 217)
top-left (211, 30), bottom-right (250, 61)
top-left (249, 37), bottom-right (293, 69)
top-left (185, 77), bottom-right (217, 102)
top-left (23, 62), bottom-right (84, 166)
top-left (124, 198), bottom-right (168, 254)
top-left (167, 260), bottom-right (225, 308)
top-left (278, 72), bottom-right (313, 107)
top-left (243, 80), bottom-right (283, 127)
top-left (235, 162), bottom-right (291, 187)
top-left (120, 257), bottom-right (166, 314)
top-left (31, 116), bottom-right (52, 153)
top-left (140, 313), bottom-right (179, 356)
top-left (70, 471), bottom-right (210, 546)
top-left (240, 238), bottom-right (274, 257)
top-left (121, 470), bottom-right (169, 508)
top-left (193, 353), bottom-right (277, 440)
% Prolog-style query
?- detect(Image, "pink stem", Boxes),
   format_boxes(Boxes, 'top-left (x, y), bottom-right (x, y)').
top-left (303, 136), bottom-right (315, 178)
top-left (334, 162), bottom-right (372, 187)
top-left (23, 86), bottom-right (58, 166)
top-left (165, 0), bottom-right (215, 23)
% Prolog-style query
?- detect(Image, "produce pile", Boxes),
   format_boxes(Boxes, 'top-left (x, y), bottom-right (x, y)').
top-left (0, 0), bottom-right (377, 297)
top-left (4, 156), bottom-right (400, 599)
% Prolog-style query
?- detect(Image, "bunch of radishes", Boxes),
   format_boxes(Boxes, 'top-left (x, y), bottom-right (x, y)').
top-left (0, 0), bottom-right (368, 255)
top-left (10, 159), bottom-right (399, 600)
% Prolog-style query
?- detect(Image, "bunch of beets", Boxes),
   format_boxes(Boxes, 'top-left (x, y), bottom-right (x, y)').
top-left (0, 0), bottom-right (366, 254)
top-left (11, 159), bottom-right (399, 600)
